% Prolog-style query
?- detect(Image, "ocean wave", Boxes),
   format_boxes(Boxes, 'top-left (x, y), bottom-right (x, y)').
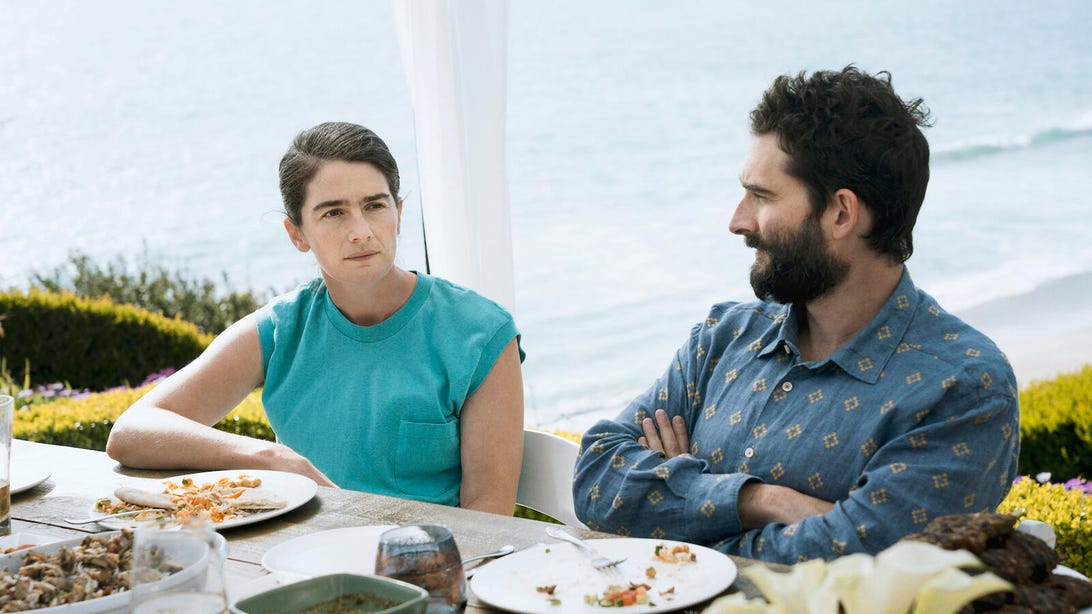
top-left (933, 114), bottom-right (1092, 162)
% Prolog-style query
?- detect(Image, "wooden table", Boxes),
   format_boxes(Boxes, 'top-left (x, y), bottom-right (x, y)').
top-left (8, 439), bottom-right (775, 611)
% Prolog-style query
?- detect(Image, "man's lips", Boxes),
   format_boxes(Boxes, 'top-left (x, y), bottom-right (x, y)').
top-left (345, 250), bottom-right (379, 260)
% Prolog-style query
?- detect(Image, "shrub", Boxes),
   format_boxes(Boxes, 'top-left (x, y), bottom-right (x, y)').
top-left (0, 289), bottom-right (212, 390)
top-left (998, 477), bottom-right (1091, 576)
top-left (30, 250), bottom-right (270, 335)
top-left (13, 383), bottom-right (272, 451)
top-left (1018, 364), bottom-right (1092, 480)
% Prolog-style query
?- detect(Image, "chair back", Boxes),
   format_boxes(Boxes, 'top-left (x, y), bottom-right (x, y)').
top-left (517, 428), bottom-right (587, 528)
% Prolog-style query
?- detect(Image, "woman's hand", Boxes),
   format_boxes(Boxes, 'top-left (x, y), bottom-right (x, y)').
top-left (259, 442), bottom-right (338, 487)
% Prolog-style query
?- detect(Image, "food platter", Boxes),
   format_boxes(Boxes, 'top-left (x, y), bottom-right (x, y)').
top-left (260, 525), bottom-right (399, 577)
top-left (88, 469), bottom-right (317, 530)
top-left (470, 538), bottom-right (737, 613)
top-left (0, 530), bottom-right (215, 613)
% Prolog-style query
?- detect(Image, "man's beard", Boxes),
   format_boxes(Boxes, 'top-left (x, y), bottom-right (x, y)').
top-left (746, 221), bottom-right (849, 305)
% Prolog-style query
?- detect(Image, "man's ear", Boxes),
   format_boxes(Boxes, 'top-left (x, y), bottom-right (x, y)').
top-left (828, 188), bottom-right (864, 241)
top-left (396, 197), bottom-right (403, 235)
top-left (284, 218), bottom-right (310, 253)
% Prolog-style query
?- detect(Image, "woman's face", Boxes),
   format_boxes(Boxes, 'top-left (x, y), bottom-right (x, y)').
top-left (284, 160), bottom-right (402, 289)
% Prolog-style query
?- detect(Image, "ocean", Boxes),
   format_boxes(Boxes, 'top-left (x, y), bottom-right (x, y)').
top-left (3, 1), bottom-right (1091, 430)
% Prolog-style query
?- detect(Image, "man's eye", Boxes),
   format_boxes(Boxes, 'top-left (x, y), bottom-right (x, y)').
top-left (366, 201), bottom-right (387, 210)
top-left (322, 209), bottom-right (343, 218)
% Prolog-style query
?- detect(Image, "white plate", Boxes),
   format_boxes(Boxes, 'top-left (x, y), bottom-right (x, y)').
top-left (0, 531), bottom-right (62, 553)
top-left (88, 469), bottom-right (317, 531)
top-left (11, 444), bottom-right (53, 493)
top-left (260, 525), bottom-right (398, 577)
top-left (0, 530), bottom-right (214, 613)
top-left (229, 571), bottom-right (311, 605)
top-left (1054, 565), bottom-right (1092, 614)
top-left (470, 538), bottom-right (737, 614)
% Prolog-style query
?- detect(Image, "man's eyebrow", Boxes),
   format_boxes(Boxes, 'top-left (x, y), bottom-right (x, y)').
top-left (740, 180), bottom-right (776, 197)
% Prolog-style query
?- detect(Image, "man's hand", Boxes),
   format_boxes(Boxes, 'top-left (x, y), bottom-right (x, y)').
top-left (638, 409), bottom-right (691, 458)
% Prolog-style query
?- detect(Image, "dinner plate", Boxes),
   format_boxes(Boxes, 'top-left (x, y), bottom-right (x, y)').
top-left (470, 537), bottom-right (737, 613)
top-left (0, 530), bottom-right (215, 613)
top-left (88, 469), bottom-right (318, 531)
top-left (11, 443), bottom-right (54, 493)
top-left (0, 531), bottom-right (61, 554)
top-left (260, 525), bottom-right (398, 577)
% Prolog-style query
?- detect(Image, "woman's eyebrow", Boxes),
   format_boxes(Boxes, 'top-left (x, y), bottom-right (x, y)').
top-left (311, 193), bottom-right (391, 211)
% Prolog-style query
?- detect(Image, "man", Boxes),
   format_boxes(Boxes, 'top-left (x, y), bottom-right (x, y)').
top-left (573, 66), bottom-right (1019, 564)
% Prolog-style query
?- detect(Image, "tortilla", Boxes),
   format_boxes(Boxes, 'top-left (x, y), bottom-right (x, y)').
top-left (113, 486), bottom-right (177, 510)
top-left (231, 486), bottom-right (288, 510)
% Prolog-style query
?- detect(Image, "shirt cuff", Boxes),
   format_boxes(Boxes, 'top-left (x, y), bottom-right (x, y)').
top-left (683, 470), bottom-right (761, 542)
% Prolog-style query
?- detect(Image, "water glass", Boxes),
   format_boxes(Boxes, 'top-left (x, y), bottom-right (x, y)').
top-left (129, 517), bottom-right (228, 613)
top-left (0, 395), bottom-right (12, 537)
top-left (374, 524), bottom-right (467, 613)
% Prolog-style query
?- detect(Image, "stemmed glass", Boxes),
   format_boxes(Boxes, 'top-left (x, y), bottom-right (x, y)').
top-left (129, 517), bottom-right (228, 613)
top-left (374, 524), bottom-right (467, 613)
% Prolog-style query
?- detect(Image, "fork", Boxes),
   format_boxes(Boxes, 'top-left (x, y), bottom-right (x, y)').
top-left (546, 526), bottom-right (626, 569)
top-left (63, 508), bottom-right (170, 525)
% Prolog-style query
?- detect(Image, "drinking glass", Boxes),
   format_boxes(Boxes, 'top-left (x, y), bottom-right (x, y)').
top-left (0, 395), bottom-right (13, 537)
top-left (374, 524), bottom-right (467, 613)
top-left (129, 517), bottom-right (228, 613)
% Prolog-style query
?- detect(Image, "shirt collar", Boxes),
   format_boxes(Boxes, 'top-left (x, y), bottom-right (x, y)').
top-left (758, 269), bottom-right (920, 383)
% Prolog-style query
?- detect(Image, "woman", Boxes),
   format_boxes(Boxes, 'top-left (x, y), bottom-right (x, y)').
top-left (107, 122), bottom-right (525, 515)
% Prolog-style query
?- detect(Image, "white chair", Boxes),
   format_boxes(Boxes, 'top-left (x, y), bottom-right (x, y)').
top-left (517, 428), bottom-right (588, 528)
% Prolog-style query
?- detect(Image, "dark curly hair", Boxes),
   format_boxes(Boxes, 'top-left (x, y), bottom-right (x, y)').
top-left (750, 66), bottom-right (932, 263)
top-left (279, 122), bottom-right (401, 227)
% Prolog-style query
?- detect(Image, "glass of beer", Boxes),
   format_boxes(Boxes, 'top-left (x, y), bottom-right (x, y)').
top-left (1, 395), bottom-right (13, 537)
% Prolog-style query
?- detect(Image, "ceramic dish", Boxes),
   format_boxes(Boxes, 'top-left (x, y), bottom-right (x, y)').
top-left (231, 573), bottom-right (428, 614)
top-left (0, 530), bottom-right (222, 613)
top-left (88, 469), bottom-right (317, 530)
top-left (470, 537), bottom-right (737, 613)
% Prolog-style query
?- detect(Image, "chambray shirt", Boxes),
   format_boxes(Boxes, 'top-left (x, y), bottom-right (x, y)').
top-left (573, 269), bottom-right (1019, 564)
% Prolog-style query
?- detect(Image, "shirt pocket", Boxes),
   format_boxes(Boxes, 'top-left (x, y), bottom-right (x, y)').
top-left (394, 420), bottom-right (461, 503)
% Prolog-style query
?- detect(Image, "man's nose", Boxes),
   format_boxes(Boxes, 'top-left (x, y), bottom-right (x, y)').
top-left (729, 198), bottom-right (753, 236)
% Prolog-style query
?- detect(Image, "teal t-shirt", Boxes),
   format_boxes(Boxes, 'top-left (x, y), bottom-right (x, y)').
top-left (255, 273), bottom-right (521, 506)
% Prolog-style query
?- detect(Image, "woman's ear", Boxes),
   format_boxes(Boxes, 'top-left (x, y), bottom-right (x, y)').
top-left (284, 218), bottom-right (310, 253)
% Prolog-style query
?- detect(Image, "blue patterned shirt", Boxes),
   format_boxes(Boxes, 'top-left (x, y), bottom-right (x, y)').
top-left (573, 269), bottom-right (1019, 564)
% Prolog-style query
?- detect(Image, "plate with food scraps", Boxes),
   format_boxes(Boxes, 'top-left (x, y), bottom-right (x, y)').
top-left (261, 525), bottom-right (399, 577)
top-left (0, 529), bottom-right (217, 613)
top-left (87, 469), bottom-right (318, 531)
top-left (0, 532), bottom-right (62, 554)
top-left (470, 537), bottom-right (737, 613)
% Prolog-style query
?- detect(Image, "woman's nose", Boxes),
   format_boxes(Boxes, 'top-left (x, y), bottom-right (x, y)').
top-left (348, 212), bottom-right (373, 242)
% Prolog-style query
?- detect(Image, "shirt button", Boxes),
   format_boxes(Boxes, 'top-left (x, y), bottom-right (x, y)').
top-left (781, 381), bottom-right (793, 392)
top-left (744, 447), bottom-right (755, 458)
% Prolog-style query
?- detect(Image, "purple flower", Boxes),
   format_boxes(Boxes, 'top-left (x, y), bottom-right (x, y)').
top-left (16, 389), bottom-right (34, 399)
top-left (1063, 478), bottom-right (1092, 496)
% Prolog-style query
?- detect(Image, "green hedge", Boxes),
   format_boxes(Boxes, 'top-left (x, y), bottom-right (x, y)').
top-left (999, 477), bottom-right (1091, 576)
top-left (13, 384), bottom-right (273, 451)
top-left (1018, 364), bottom-right (1092, 480)
top-left (0, 289), bottom-right (213, 390)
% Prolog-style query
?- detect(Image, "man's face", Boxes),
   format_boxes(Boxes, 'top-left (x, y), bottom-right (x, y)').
top-left (731, 134), bottom-right (848, 305)
top-left (746, 217), bottom-right (848, 304)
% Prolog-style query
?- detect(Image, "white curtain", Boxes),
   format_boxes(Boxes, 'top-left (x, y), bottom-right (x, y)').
top-left (393, 0), bottom-right (516, 314)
